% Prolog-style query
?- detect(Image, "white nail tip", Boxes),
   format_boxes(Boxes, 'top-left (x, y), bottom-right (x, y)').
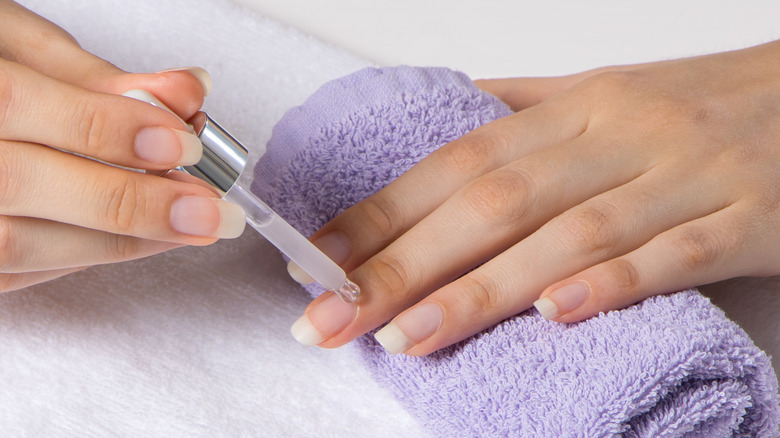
top-left (290, 315), bottom-right (325, 346)
top-left (533, 297), bottom-right (559, 320)
top-left (374, 323), bottom-right (415, 355)
top-left (215, 201), bottom-right (246, 239)
top-left (287, 261), bottom-right (314, 285)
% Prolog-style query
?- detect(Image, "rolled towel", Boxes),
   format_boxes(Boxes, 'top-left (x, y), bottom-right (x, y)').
top-left (252, 66), bottom-right (780, 437)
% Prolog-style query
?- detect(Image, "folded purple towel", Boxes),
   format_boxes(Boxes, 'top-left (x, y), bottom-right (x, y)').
top-left (253, 66), bottom-right (780, 437)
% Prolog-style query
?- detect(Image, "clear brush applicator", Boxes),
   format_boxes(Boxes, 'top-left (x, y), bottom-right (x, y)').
top-left (124, 90), bottom-right (360, 303)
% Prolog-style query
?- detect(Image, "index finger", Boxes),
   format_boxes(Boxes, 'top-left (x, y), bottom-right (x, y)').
top-left (305, 92), bottom-right (590, 274)
top-left (0, 58), bottom-right (202, 170)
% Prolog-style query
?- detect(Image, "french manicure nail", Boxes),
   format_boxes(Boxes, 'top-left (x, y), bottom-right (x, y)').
top-left (170, 196), bottom-right (246, 238)
top-left (286, 231), bottom-right (352, 284)
top-left (534, 281), bottom-right (590, 320)
top-left (374, 302), bottom-right (443, 354)
top-left (135, 126), bottom-right (203, 166)
top-left (290, 293), bottom-right (356, 346)
top-left (287, 261), bottom-right (314, 285)
top-left (157, 66), bottom-right (212, 96)
top-left (289, 314), bottom-right (323, 346)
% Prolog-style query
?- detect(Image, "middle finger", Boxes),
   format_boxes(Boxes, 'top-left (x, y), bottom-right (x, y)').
top-left (304, 91), bottom-right (592, 274)
top-left (0, 140), bottom-right (245, 244)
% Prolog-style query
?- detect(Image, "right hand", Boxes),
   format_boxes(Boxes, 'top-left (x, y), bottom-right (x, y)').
top-left (0, 2), bottom-right (246, 292)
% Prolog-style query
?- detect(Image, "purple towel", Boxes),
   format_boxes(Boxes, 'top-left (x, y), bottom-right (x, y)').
top-left (252, 66), bottom-right (780, 437)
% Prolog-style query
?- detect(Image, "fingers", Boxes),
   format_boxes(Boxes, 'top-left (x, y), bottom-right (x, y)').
top-left (306, 92), bottom-right (591, 277)
top-left (97, 68), bottom-right (211, 119)
top-left (0, 58), bottom-right (205, 169)
top-left (0, 2), bottom-right (208, 122)
top-left (535, 204), bottom-right (756, 323)
top-left (0, 140), bottom-right (245, 244)
top-left (0, 267), bottom-right (87, 294)
top-left (291, 129), bottom-right (663, 350)
top-left (0, 216), bottom-right (180, 273)
top-left (369, 168), bottom-right (730, 355)
top-left (0, 2), bottom-right (218, 290)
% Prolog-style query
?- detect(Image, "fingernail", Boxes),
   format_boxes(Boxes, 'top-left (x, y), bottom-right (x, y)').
top-left (290, 293), bottom-right (356, 346)
top-left (374, 302), bottom-right (443, 354)
top-left (158, 66), bottom-right (212, 96)
top-left (170, 196), bottom-right (246, 238)
top-left (534, 281), bottom-right (590, 320)
top-left (135, 127), bottom-right (202, 166)
top-left (287, 231), bottom-right (352, 285)
top-left (287, 261), bottom-right (314, 285)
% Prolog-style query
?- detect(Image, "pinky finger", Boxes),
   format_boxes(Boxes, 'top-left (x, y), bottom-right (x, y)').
top-left (536, 205), bottom-right (755, 323)
top-left (0, 267), bottom-right (87, 294)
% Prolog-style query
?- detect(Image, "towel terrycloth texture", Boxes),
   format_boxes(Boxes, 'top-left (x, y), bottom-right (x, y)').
top-left (253, 66), bottom-right (780, 437)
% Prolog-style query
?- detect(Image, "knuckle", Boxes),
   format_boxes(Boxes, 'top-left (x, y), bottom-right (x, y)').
top-left (649, 95), bottom-right (728, 141)
top-left (356, 195), bottom-right (404, 238)
top-left (105, 234), bottom-right (140, 261)
top-left (102, 176), bottom-right (143, 234)
top-left (440, 129), bottom-right (507, 175)
top-left (0, 218), bottom-right (14, 272)
top-left (73, 97), bottom-right (109, 158)
top-left (461, 167), bottom-right (534, 226)
top-left (679, 98), bottom-right (728, 127)
top-left (558, 203), bottom-right (621, 256)
top-left (0, 141), bottom-right (17, 204)
top-left (674, 227), bottom-right (722, 272)
top-left (603, 258), bottom-right (642, 300)
top-left (364, 254), bottom-right (411, 298)
top-left (461, 275), bottom-right (505, 314)
top-left (0, 62), bottom-right (13, 133)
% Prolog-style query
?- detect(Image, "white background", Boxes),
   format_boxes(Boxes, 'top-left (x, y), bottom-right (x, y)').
top-left (235, 0), bottom-right (780, 78)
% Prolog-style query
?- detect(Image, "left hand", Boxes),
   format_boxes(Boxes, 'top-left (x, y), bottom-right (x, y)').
top-left (290, 40), bottom-right (780, 355)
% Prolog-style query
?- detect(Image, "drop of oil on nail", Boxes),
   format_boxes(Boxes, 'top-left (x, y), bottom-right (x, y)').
top-left (334, 278), bottom-right (360, 303)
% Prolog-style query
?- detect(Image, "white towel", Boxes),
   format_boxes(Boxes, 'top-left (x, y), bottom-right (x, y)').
top-left (6, 0), bottom-right (427, 436)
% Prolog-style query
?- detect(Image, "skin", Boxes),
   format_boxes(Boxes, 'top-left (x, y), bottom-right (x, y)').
top-left (0, 2), bottom-right (228, 292)
top-left (297, 39), bottom-right (780, 355)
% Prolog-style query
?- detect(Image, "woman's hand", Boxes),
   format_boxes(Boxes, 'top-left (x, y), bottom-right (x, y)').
top-left (0, 2), bottom-right (245, 292)
top-left (290, 40), bottom-right (780, 355)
